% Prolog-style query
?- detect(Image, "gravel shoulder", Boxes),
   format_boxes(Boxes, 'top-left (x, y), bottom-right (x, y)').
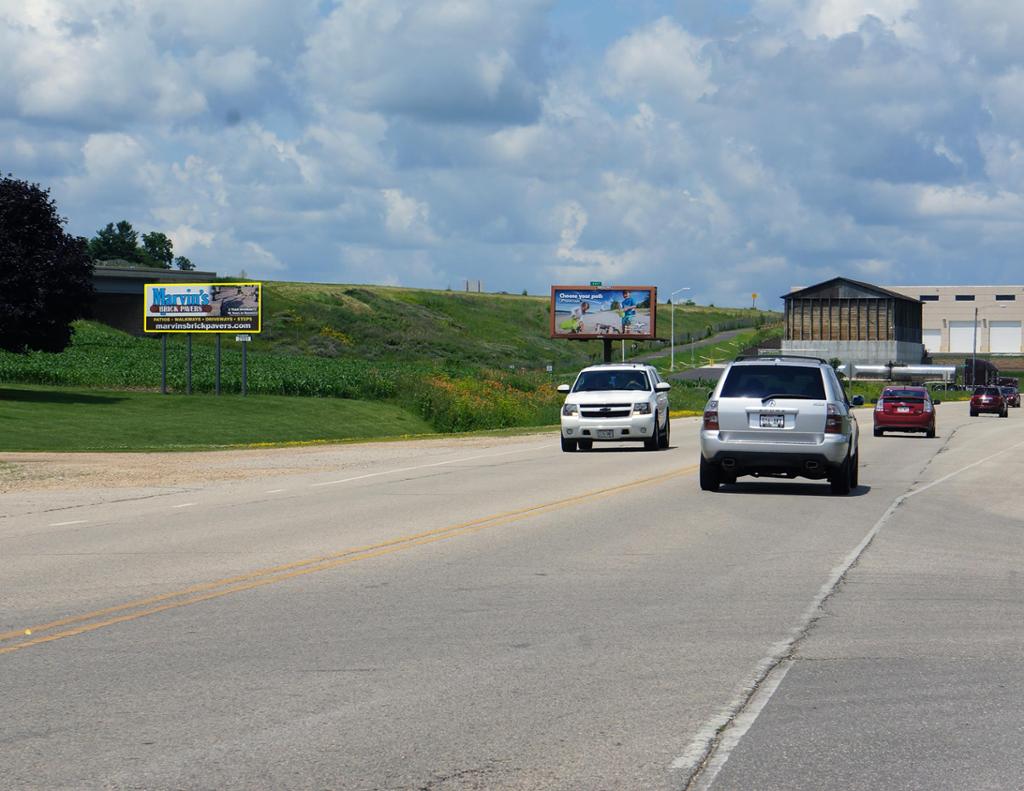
top-left (0, 431), bottom-right (555, 494)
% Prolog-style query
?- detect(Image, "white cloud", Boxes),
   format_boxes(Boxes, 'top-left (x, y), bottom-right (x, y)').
top-left (382, 189), bottom-right (438, 243)
top-left (553, 201), bottom-right (643, 280)
top-left (604, 17), bottom-right (712, 103)
top-left (301, 0), bottom-right (550, 124)
top-left (754, 0), bottom-right (919, 39)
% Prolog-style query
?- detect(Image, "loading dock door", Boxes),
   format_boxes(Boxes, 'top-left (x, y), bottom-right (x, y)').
top-left (990, 320), bottom-right (1022, 354)
top-left (922, 328), bottom-right (941, 352)
top-left (948, 321), bottom-right (975, 353)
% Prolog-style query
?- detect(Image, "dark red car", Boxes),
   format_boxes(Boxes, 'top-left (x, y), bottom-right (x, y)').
top-left (970, 386), bottom-right (1008, 418)
top-left (1000, 386), bottom-right (1020, 408)
top-left (873, 386), bottom-right (937, 437)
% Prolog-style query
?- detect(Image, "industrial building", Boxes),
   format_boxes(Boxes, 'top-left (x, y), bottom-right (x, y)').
top-left (884, 285), bottom-right (1024, 355)
top-left (781, 278), bottom-right (924, 365)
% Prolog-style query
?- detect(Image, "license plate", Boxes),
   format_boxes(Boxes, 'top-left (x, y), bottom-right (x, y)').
top-left (596, 429), bottom-right (614, 439)
top-left (759, 414), bottom-right (785, 428)
top-left (898, 406), bottom-right (910, 413)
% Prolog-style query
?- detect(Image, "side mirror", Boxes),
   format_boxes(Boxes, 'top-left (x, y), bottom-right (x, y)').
top-left (851, 395), bottom-right (864, 406)
top-left (655, 382), bottom-right (671, 392)
top-left (933, 399), bottom-right (942, 405)
top-left (556, 384), bottom-right (571, 394)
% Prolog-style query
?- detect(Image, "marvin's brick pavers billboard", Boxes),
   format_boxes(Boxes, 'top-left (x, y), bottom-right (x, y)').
top-left (144, 283), bottom-right (261, 333)
top-left (550, 286), bottom-right (657, 340)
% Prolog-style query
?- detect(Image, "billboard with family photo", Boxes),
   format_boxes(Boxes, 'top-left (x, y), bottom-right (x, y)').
top-left (144, 282), bottom-right (262, 333)
top-left (549, 286), bottom-right (657, 340)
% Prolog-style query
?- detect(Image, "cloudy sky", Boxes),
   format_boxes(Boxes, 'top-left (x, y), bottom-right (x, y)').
top-left (4, 1), bottom-right (1024, 310)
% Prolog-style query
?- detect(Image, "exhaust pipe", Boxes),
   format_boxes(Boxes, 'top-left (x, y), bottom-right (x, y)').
top-left (804, 460), bottom-right (820, 471)
top-left (721, 458), bottom-right (737, 470)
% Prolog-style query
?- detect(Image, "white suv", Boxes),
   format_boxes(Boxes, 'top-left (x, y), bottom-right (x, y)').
top-left (699, 356), bottom-right (863, 494)
top-left (557, 364), bottom-right (671, 452)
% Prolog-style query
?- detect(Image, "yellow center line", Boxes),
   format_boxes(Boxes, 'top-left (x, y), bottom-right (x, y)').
top-left (1, 464), bottom-right (697, 656)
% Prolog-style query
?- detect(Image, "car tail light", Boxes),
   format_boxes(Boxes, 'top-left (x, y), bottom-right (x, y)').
top-left (874, 399), bottom-right (884, 412)
top-left (825, 403), bottom-right (843, 434)
top-left (703, 400), bottom-right (719, 430)
top-left (924, 400), bottom-right (933, 413)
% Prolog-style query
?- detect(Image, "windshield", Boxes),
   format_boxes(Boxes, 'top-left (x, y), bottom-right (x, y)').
top-left (573, 370), bottom-right (650, 392)
top-left (720, 364), bottom-right (825, 399)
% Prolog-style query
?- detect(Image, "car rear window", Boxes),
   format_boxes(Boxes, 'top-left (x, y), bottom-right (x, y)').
top-left (573, 369), bottom-right (650, 392)
top-left (974, 387), bottom-right (1000, 395)
top-left (720, 365), bottom-right (826, 399)
top-left (882, 389), bottom-right (926, 400)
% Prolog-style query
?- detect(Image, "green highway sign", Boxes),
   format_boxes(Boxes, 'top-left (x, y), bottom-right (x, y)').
top-left (590, 281), bottom-right (602, 286)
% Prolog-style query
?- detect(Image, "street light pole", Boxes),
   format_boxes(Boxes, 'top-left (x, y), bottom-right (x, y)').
top-left (670, 287), bottom-right (691, 370)
top-left (972, 306), bottom-right (978, 388)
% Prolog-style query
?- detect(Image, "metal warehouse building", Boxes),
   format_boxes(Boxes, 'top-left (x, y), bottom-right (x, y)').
top-left (781, 277), bottom-right (924, 365)
top-left (884, 285), bottom-right (1024, 355)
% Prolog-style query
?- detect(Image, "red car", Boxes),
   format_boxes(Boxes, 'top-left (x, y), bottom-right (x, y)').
top-left (873, 386), bottom-right (937, 437)
top-left (970, 386), bottom-right (1008, 418)
top-left (1000, 386), bottom-right (1020, 408)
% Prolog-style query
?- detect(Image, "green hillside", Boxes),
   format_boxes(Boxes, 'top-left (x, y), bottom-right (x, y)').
top-left (256, 281), bottom-right (777, 368)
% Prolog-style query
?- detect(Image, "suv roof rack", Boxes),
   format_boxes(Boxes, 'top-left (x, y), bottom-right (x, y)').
top-left (732, 354), bottom-right (829, 364)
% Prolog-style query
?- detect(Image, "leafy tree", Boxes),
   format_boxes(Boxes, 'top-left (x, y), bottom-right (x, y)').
top-left (0, 174), bottom-right (94, 353)
top-left (88, 220), bottom-right (142, 263)
top-left (174, 255), bottom-right (195, 271)
top-left (141, 231), bottom-right (174, 268)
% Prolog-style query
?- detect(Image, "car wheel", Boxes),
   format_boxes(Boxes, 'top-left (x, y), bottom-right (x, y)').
top-left (926, 425), bottom-right (935, 438)
top-left (1001, 409), bottom-right (1009, 418)
top-left (644, 418), bottom-right (660, 450)
top-left (849, 449), bottom-right (859, 489)
top-left (560, 436), bottom-right (577, 452)
top-left (970, 409), bottom-right (978, 417)
top-left (829, 451), bottom-right (853, 496)
top-left (873, 427), bottom-right (883, 437)
top-left (699, 456), bottom-right (721, 491)
top-left (658, 415), bottom-right (671, 449)
top-left (577, 439), bottom-right (593, 451)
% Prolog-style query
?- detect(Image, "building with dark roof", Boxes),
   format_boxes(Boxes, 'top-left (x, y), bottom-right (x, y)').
top-left (781, 277), bottom-right (924, 365)
top-left (92, 263), bottom-right (219, 335)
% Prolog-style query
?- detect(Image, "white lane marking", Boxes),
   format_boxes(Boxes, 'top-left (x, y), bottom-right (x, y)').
top-left (690, 660), bottom-right (795, 790)
top-left (673, 436), bottom-right (1024, 787)
top-left (307, 444), bottom-right (548, 488)
top-left (49, 519), bottom-right (88, 527)
top-left (171, 503), bottom-right (196, 509)
top-left (266, 489), bottom-right (286, 494)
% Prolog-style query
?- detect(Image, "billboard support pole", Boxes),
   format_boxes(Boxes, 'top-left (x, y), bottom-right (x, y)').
top-left (186, 333), bottom-right (192, 395)
top-left (161, 334), bottom-right (167, 394)
top-left (603, 338), bottom-right (612, 363)
top-left (242, 340), bottom-right (248, 397)
top-left (215, 335), bottom-right (221, 396)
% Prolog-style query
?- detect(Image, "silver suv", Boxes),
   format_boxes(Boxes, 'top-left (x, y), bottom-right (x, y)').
top-left (699, 356), bottom-right (862, 494)
top-left (558, 363), bottom-right (671, 451)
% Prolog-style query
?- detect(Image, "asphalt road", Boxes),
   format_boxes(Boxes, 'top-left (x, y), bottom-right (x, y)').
top-left (2, 402), bottom-right (1022, 790)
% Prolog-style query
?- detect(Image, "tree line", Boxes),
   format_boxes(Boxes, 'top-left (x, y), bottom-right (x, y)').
top-left (1, 172), bottom-right (200, 354)
top-left (88, 220), bottom-right (194, 270)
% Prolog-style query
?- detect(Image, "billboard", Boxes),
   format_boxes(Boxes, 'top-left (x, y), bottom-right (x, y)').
top-left (550, 285), bottom-right (657, 340)
top-left (144, 282), bottom-right (261, 333)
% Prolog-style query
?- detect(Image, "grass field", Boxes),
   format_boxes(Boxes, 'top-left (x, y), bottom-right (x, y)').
top-left (258, 281), bottom-right (776, 368)
top-left (0, 385), bottom-right (435, 451)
